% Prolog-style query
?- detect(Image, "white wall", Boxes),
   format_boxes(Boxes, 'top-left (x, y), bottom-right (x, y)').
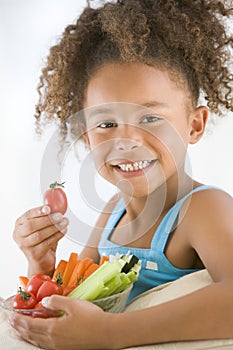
top-left (0, 0), bottom-right (232, 299)
top-left (0, 0), bottom-right (88, 298)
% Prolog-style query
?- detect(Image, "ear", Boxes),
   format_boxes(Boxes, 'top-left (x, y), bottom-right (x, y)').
top-left (189, 106), bottom-right (208, 144)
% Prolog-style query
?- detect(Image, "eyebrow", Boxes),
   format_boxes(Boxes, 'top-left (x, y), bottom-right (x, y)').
top-left (86, 100), bottom-right (169, 118)
top-left (87, 107), bottom-right (113, 117)
top-left (140, 100), bottom-right (169, 109)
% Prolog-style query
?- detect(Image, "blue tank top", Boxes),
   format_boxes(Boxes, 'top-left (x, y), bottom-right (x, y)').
top-left (98, 185), bottom-right (214, 301)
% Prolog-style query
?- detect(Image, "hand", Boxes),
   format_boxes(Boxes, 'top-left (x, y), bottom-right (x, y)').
top-left (9, 295), bottom-right (112, 350)
top-left (13, 205), bottom-right (69, 276)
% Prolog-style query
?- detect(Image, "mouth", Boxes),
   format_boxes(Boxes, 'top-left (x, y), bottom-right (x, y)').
top-left (113, 160), bottom-right (156, 173)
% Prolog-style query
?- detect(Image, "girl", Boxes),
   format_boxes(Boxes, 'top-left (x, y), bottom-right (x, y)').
top-left (10, 0), bottom-right (233, 349)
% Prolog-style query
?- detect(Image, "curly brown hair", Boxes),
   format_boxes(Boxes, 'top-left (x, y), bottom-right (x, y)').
top-left (35, 0), bottom-right (233, 140)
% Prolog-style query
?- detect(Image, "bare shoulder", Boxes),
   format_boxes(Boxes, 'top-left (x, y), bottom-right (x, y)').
top-left (180, 187), bottom-right (233, 281)
top-left (183, 187), bottom-right (233, 222)
top-left (78, 193), bottom-right (120, 261)
top-left (180, 187), bottom-right (233, 234)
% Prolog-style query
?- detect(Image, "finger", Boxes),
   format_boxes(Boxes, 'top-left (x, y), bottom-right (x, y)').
top-left (16, 206), bottom-right (51, 225)
top-left (42, 294), bottom-right (101, 316)
top-left (40, 230), bottom-right (66, 249)
top-left (42, 294), bottom-right (83, 318)
top-left (24, 228), bottom-right (66, 249)
top-left (42, 294), bottom-right (71, 312)
top-left (31, 213), bottom-right (67, 233)
top-left (18, 215), bottom-right (69, 239)
top-left (50, 216), bottom-right (69, 233)
top-left (16, 218), bottom-right (68, 252)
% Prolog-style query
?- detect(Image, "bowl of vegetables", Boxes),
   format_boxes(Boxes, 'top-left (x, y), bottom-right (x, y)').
top-left (1, 253), bottom-right (141, 317)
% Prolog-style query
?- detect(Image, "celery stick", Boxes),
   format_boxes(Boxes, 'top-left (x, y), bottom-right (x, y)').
top-left (126, 270), bottom-right (138, 283)
top-left (94, 286), bottom-right (109, 299)
top-left (113, 273), bottom-right (132, 294)
top-left (68, 260), bottom-right (122, 300)
top-left (76, 281), bottom-right (104, 301)
top-left (95, 274), bottom-right (123, 299)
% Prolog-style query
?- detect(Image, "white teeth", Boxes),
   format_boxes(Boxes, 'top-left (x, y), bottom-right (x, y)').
top-left (118, 160), bottom-right (152, 172)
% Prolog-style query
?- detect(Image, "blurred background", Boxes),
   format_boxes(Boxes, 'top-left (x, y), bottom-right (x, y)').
top-left (0, 0), bottom-right (232, 298)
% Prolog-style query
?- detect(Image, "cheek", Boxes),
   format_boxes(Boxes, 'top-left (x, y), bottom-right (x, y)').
top-left (90, 148), bottom-right (105, 172)
top-left (88, 136), bottom-right (110, 173)
top-left (149, 124), bottom-right (188, 166)
top-left (87, 130), bottom-right (112, 149)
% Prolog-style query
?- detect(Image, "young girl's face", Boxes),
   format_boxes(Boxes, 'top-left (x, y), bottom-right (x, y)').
top-left (83, 63), bottom-right (204, 197)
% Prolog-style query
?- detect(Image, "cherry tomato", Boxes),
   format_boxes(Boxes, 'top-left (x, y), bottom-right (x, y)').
top-left (27, 273), bottom-right (51, 296)
top-left (43, 181), bottom-right (68, 215)
top-left (32, 301), bottom-right (57, 318)
top-left (36, 280), bottom-right (63, 301)
top-left (13, 288), bottom-right (37, 310)
top-left (34, 301), bottom-right (44, 309)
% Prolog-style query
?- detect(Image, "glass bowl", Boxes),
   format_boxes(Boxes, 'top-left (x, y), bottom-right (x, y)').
top-left (1, 295), bottom-right (63, 318)
top-left (1, 286), bottom-right (132, 318)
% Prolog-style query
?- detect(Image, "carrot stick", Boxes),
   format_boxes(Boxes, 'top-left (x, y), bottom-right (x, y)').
top-left (52, 259), bottom-right (67, 281)
top-left (77, 257), bottom-right (94, 284)
top-left (63, 285), bottom-right (76, 296)
top-left (99, 255), bottom-right (109, 265)
top-left (67, 260), bottom-right (81, 288)
top-left (19, 276), bottom-right (29, 289)
top-left (62, 252), bottom-right (79, 289)
top-left (83, 263), bottom-right (99, 280)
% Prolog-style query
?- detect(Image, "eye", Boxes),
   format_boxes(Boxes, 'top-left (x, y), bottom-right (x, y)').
top-left (97, 121), bottom-right (118, 128)
top-left (141, 115), bottom-right (161, 124)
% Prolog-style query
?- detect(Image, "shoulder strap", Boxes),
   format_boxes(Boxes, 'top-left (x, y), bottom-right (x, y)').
top-left (100, 197), bottom-right (126, 241)
top-left (151, 185), bottom-right (216, 250)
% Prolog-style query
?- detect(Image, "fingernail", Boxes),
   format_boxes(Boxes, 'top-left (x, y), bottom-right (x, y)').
top-left (42, 297), bottom-right (50, 308)
top-left (60, 228), bottom-right (68, 235)
top-left (41, 205), bottom-right (51, 215)
top-left (50, 213), bottom-right (63, 222)
top-left (59, 218), bottom-right (68, 228)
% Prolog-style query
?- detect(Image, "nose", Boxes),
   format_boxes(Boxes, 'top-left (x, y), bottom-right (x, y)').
top-left (114, 125), bottom-right (142, 151)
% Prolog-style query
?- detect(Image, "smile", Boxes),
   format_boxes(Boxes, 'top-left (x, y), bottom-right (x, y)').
top-left (116, 160), bottom-right (154, 172)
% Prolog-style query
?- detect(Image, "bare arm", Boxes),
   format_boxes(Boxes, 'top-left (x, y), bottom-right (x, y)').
top-left (109, 280), bottom-right (233, 348)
